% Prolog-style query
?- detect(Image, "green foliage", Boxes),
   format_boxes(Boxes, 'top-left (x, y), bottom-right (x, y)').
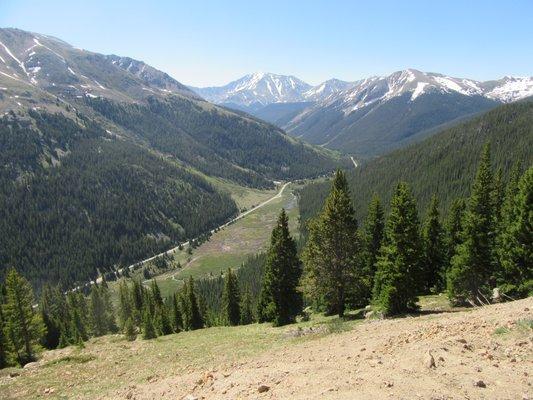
top-left (0, 112), bottom-right (238, 291)
top-left (302, 171), bottom-right (361, 317)
top-left (298, 102), bottom-right (533, 230)
top-left (497, 166), bottom-right (533, 297)
top-left (222, 269), bottom-right (241, 326)
top-left (239, 290), bottom-right (255, 325)
top-left (373, 182), bottom-right (422, 315)
top-left (422, 195), bottom-right (446, 292)
top-left (142, 309), bottom-right (157, 340)
top-left (447, 144), bottom-right (497, 305)
top-left (124, 318), bottom-right (137, 341)
top-left (257, 209), bottom-right (302, 326)
top-left (444, 198), bottom-right (466, 270)
top-left (2, 268), bottom-right (45, 366)
top-left (361, 194), bottom-right (385, 300)
top-left (185, 277), bottom-right (203, 330)
top-left (84, 95), bottom-right (338, 187)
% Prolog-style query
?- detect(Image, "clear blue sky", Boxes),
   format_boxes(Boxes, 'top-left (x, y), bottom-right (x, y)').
top-left (1, 0), bottom-right (532, 86)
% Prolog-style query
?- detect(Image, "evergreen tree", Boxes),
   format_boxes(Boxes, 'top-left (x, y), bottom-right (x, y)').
top-left (89, 285), bottom-right (108, 336)
top-left (0, 299), bottom-right (10, 368)
top-left (258, 209), bottom-right (302, 325)
top-left (2, 268), bottom-right (45, 365)
top-left (186, 277), bottom-right (203, 330)
top-left (492, 167), bottom-right (505, 226)
top-left (498, 166), bottom-right (533, 297)
top-left (422, 195), bottom-right (446, 292)
top-left (447, 144), bottom-right (497, 305)
top-left (222, 268), bottom-right (241, 326)
top-left (302, 171), bottom-right (360, 317)
top-left (142, 308), bottom-right (157, 340)
top-left (124, 317), bottom-right (137, 341)
top-left (362, 193), bottom-right (385, 300)
top-left (373, 182), bottom-right (422, 315)
top-left (240, 289), bottom-right (254, 325)
top-left (445, 198), bottom-right (466, 269)
top-left (118, 281), bottom-right (133, 330)
top-left (158, 303), bottom-right (173, 335)
top-left (171, 293), bottom-right (183, 333)
top-left (101, 284), bottom-right (117, 333)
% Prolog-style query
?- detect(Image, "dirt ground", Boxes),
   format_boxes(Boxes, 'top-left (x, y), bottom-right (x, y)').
top-left (114, 298), bottom-right (532, 400)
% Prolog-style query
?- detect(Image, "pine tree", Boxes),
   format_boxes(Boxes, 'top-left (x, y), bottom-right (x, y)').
top-left (171, 293), bottom-right (183, 333)
top-left (222, 268), bottom-right (241, 326)
top-left (422, 195), bottom-right (446, 293)
top-left (142, 308), bottom-right (157, 340)
top-left (89, 285), bottom-right (108, 336)
top-left (118, 281), bottom-right (133, 330)
top-left (258, 209), bottom-right (302, 325)
top-left (373, 182), bottom-right (422, 315)
top-left (302, 171), bottom-right (361, 317)
top-left (186, 277), bottom-right (203, 330)
top-left (445, 198), bottom-right (466, 270)
top-left (447, 144), bottom-right (497, 305)
top-left (124, 317), bottom-right (137, 341)
top-left (158, 303), bottom-right (173, 335)
top-left (492, 167), bottom-right (505, 226)
top-left (0, 299), bottom-right (10, 368)
top-left (362, 193), bottom-right (385, 301)
top-left (240, 289), bottom-right (254, 325)
top-left (2, 269), bottom-right (45, 365)
top-left (498, 166), bottom-right (533, 297)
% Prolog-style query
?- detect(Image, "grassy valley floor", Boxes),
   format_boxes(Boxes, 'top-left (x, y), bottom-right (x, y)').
top-left (1, 297), bottom-right (531, 399)
top-left (141, 181), bottom-right (302, 298)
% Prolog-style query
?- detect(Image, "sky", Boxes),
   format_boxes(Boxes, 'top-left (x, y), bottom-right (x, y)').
top-left (1, 0), bottom-right (532, 87)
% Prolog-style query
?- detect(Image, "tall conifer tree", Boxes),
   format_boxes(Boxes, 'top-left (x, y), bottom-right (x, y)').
top-left (302, 171), bottom-right (361, 317)
top-left (447, 144), bottom-right (496, 305)
top-left (373, 182), bottom-right (422, 315)
top-left (258, 209), bottom-right (302, 325)
top-left (422, 195), bottom-right (446, 292)
top-left (222, 269), bottom-right (241, 326)
top-left (362, 194), bottom-right (385, 300)
top-left (2, 269), bottom-right (45, 365)
top-left (498, 166), bottom-right (533, 296)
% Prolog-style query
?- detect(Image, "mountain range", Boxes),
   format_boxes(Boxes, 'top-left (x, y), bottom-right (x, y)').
top-left (0, 28), bottom-right (339, 289)
top-left (191, 70), bottom-right (533, 157)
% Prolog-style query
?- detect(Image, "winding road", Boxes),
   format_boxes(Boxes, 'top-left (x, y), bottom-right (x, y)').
top-left (92, 181), bottom-right (291, 285)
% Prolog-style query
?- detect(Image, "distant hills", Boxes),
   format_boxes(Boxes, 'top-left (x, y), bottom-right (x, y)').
top-left (191, 70), bottom-right (533, 158)
top-left (0, 28), bottom-right (339, 289)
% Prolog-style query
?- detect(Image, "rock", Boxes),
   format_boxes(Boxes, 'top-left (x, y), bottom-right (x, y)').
top-left (258, 384), bottom-right (270, 393)
top-left (457, 338), bottom-right (467, 344)
top-left (492, 287), bottom-right (501, 302)
top-left (23, 362), bottom-right (38, 369)
top-left (183, 395), bottom-right (198, 400)
top-left (473, 380), bottom-right (486, 388)
top-left (364, 310), bottom-right (375, 319)
top-left (9, 371), bottom-right (20, 377)
top-left (425, 351), bottom-right (436, 369)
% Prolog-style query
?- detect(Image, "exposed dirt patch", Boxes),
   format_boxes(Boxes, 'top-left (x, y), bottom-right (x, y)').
top-left (115, 298), bottom-right (532, 400)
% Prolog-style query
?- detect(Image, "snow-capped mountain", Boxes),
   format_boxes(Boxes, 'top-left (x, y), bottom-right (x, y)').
top-left (312, 69), bottom-right (533, 115)
top-left (302, 78), bottom-right (355, 102)
top-left (0, 27), bottom-right (199, 110)
top-left (191, 72), bottom-right (312, 110)
top-left (281, 69), bottom-right (533, 157)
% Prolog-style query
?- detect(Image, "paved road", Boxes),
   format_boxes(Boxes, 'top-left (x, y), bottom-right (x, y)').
top-left (92, 181), bottom-right (291, 285)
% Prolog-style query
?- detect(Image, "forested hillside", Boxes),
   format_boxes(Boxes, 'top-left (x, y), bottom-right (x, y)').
top-left (83, 96), bottom-right (336, 187)
top-left (298, 101), bottom-right (533, 225)
top-left (0, 112), bottom-right (237, 290)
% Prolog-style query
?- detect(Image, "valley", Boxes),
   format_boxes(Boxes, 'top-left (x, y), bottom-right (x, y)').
top-left (0, 11), bottom-right (532, 400)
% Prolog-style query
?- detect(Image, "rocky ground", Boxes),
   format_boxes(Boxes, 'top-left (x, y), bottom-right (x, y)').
top-left (116, 298), bottom-right (532, 400)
